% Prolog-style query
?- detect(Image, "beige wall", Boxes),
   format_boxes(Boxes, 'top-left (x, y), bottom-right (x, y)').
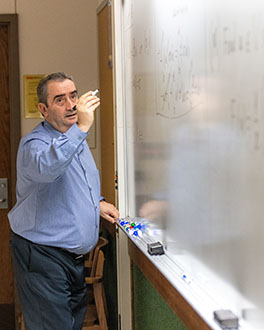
top-left (0, 0), bottom-right (101, 169)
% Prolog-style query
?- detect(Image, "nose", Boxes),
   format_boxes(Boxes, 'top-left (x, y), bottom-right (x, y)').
top-left (65, 97), bottom-right (75, 110)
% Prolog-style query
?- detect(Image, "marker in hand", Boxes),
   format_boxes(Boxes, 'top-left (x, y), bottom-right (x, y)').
top-left (73, 90), bottom-right (99, 110)
top-left (91, 89), bottom-right (99, 96)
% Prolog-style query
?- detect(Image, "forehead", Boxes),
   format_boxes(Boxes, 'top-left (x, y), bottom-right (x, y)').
top-left (46, 79), bottom-right (76, 97)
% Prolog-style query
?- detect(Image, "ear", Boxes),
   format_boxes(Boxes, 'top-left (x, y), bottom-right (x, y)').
top-left (38, 103), bottom-right (48, 118)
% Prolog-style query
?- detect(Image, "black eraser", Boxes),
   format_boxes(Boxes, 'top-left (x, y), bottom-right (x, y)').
top-left (214, 309), bottom-right (239, 329)
top-left (147, 241), bottom-right (165, 255)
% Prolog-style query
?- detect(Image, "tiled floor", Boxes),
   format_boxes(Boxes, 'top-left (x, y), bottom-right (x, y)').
top-left (0, 305), bottom-right (15, 330)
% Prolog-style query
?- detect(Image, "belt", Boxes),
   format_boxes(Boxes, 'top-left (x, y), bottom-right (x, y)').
top-left (11, 232), bottom-right (84, 260)
top-left (60, 248), bottom-right (84, 260)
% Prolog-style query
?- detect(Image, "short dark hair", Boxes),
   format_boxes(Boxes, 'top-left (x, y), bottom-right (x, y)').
top-left (37, 72), bottom-right (74, 106)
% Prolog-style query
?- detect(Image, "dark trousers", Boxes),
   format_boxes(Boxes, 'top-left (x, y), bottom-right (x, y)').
top-left (10, 232), bottom-right (87, 330)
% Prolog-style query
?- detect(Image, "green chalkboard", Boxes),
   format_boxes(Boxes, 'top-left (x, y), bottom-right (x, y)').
top-left (133, 263), bottom-right (187, 330)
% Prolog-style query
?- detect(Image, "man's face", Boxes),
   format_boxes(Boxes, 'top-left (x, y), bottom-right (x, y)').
top-left (39, 79), bottom-right (78, 133)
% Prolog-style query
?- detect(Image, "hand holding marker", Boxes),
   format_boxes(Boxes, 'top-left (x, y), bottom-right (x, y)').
top-left (91, 89), bottom-right (99, 96)
top-left (74, 89), bottom-right (100, 132)
top-left (73, 89), bottom-right (99, 111)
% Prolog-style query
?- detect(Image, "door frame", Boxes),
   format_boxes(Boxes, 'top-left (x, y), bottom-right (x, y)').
top-left (0, 14), bottom-right (21, 204)
top-left (111, 1), bottom-right (133, 329)
top-left (0, 13), bottom-right (21, 330)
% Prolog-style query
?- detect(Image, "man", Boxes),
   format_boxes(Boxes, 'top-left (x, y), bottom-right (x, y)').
top-left (8, 72), bottom-right (119, 330)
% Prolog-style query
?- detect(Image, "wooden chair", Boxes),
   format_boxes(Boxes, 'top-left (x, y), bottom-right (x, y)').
top-left (19, 314), bottom-right (25, 330)
top-left (85, 237), bottom-right (109, 277)
top-left (82, 237), bottom-right (109, 330)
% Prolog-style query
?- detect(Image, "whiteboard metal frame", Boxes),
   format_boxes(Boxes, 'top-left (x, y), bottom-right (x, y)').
top-left (112, 0), bottom-right (263, 329)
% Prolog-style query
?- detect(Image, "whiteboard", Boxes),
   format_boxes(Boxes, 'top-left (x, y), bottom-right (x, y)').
top-left (120, 0), bottom-right (264, 327)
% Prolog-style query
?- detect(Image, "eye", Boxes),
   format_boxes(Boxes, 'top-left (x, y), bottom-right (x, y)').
top-left (71, 93), bottom-right (78, 101)
top-left (55, 97), bottom-right (66, 106)
top-left (56, 97), bottom-right (63, 104)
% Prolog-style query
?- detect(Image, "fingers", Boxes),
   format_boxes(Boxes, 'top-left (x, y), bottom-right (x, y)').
top-left (109, 205), bottom-right (120, 219)
top-left (79, 90), bottom-right (99, 101)
top-left (103, 208), bottom-right (119, 221)
top-left (76, 91), bottom-right (100, 132)
top-left (100, 201), bottom-right (120, 224)
top-left (104, 214), bottom-right (117, 224)
top-left (77, 92), bottom-right (100, 110)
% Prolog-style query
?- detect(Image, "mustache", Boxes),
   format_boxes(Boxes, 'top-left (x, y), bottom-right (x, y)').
top-left (65, 106), bottom-right (77, 117)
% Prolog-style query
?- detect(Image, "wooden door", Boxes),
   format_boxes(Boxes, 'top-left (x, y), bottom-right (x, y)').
top-left (98, 1), bottom-right (116, 208)
top-left (0, 15), bottom-right (21, 330)
top-left (97, 3), bottom-right (119, 330)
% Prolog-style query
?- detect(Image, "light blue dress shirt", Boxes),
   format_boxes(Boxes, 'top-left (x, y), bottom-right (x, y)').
top-left (8, 121), bottom-right (101, 254)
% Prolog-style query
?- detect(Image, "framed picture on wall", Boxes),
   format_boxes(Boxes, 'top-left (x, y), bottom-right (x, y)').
top-left (24, 74), bottom-right (45, 118)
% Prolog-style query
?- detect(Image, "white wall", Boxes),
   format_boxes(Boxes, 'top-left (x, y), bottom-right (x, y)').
top-left (0, 0), bottom-right (101, 169)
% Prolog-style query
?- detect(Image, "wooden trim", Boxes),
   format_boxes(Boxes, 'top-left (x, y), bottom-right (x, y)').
top-left (97, 0), bottom-right (109, 14)
top-left (0, 14), bottom-right (21, 330)
top-left (128, 239), bottom-right (212, 330)
top-left (97, 3), bottom-right (116, 206)
top-left (0, 14), bottom-right (21, 206)
top-left (130, 259), bottom-right (135, 330)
